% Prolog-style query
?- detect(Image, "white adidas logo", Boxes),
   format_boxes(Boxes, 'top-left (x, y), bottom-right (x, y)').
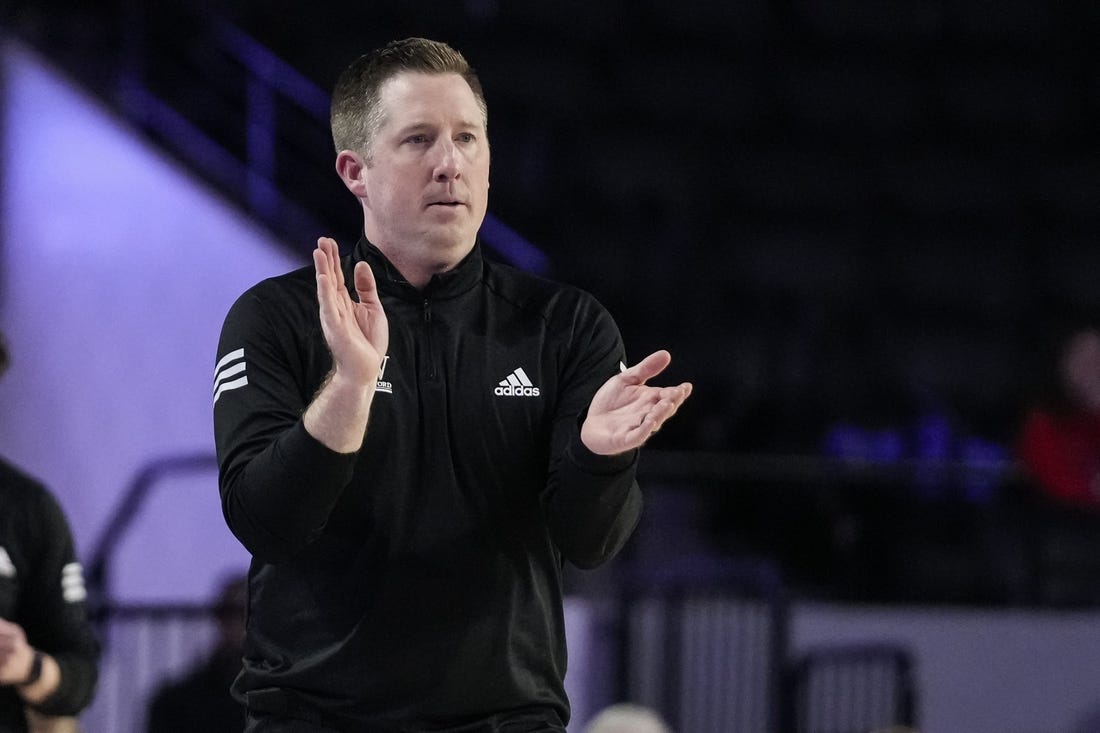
top-left (495, 367), bottom-right (540, 397)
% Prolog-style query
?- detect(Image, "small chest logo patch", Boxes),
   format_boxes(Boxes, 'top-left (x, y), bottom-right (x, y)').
top-left (495, 367), bottom-right (540, 397)
top-left (376, 355), bottom-right (393, 395)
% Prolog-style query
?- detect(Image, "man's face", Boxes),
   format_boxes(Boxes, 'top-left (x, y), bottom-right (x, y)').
top-left (361, 71), bottom-right (489, 272)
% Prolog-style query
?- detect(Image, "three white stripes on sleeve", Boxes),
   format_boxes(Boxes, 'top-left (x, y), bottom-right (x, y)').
top-left (213, 348), bottom-right (247, 404)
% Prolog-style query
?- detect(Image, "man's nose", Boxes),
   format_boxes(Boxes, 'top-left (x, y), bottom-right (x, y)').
top-left (433, 141), bottom-right (461, 181)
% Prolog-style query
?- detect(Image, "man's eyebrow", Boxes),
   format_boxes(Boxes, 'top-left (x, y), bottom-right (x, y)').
top-left (392, 119), bottom-right (484, 138)
top-left (455, 119), bottom-right (484, 131)
top-left (408, 117), bottom-right (484, 129)
top-left (394, 122), bottom-right (434, 136)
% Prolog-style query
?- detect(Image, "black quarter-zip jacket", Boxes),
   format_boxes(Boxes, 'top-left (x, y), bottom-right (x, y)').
top-left (213, 238), bottom-right (642, 731)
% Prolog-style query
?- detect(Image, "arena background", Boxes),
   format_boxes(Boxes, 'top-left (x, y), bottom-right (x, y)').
top-left (2, 2), bottom-right (1100, 732)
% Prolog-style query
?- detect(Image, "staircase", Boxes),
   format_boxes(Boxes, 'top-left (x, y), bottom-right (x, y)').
top-left (3, 1), bottom-right (548, 269)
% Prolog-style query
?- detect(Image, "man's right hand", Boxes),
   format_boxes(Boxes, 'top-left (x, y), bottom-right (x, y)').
top-left (304, 237), bottom-right (390, 453)
top-left (313, 237), bottom-right (389, 386)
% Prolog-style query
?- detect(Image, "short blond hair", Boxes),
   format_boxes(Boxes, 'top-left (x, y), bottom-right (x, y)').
top-left (330, 37), bottom-right (487, 157)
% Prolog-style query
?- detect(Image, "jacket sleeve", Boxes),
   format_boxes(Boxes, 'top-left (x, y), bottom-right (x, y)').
top-left (213, 285), bottom-right (358, 564)
top-left (541, 295), bottom-right (643, 569)
top-left (20, 488), bottom-right (99, 716)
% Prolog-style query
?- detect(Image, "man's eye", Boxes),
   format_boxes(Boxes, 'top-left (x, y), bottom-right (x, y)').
top-left (407, 134), bottom-right (429, 144)
top-left (457, 133), bottom-right (475, 143)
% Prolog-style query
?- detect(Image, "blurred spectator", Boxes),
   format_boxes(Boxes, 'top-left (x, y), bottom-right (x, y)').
top-left (0, 332), bottom-right (100, 732)
top-left (583, 703), bottom-right (672, 733)
top-left (144, 574), bottom-right (246, 733)
top-left (1017, 325), bottom-right (1100, 511)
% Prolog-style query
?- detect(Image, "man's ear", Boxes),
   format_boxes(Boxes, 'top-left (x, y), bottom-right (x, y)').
top-left (335, 150), bottom-right (368, 197)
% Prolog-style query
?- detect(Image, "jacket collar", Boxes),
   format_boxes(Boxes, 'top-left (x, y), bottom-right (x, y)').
top-left (351, 236), bottom-right (483, 301)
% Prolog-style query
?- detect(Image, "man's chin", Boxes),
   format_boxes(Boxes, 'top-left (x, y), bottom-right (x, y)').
top-left (422, 232), bottom-right (477, 259)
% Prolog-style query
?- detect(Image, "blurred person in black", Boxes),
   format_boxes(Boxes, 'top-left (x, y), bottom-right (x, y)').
top-left (145, 574), bottom-right (247, 733)
top-left (0, 332), bottom-right (100, 732)
top-left (213, 37), bottom-right (692, 732)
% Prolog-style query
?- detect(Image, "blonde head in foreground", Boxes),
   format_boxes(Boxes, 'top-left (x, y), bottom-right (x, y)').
top-left (584, 703), bottom-right (672, 733)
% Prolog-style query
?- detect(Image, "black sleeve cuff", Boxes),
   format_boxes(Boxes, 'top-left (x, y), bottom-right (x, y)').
top-left (565, 429), bottom-right (638, 476)
top-left (278, 421), bottom-right (359, 486)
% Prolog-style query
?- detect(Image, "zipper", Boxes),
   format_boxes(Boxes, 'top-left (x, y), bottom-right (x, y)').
top-left (422, 298), bottom-right (437, 381)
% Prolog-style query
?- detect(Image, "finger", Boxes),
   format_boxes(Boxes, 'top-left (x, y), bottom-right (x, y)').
top-left (353, 261), bottom-right (380, 307)
top-left (314, 242), bottom-right (348, 333)
top-left (312, 241), bottom-right (328, 277)
top-left (643, 383), bottom-right (693, 429)
top-left (623, 350), bottom-right (672, 384)
top-left (313, 239), bottom-right (336, 292)
top-left (317, 237), bottom-right (345, 291)
top-left (659, 381), bottom-right (693, 405)
top-left (313, 247), bottom-right (338, 319)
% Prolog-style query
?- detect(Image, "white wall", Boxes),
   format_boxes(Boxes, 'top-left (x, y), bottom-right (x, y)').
top-left (792, 602), bottom-right (1100, 733)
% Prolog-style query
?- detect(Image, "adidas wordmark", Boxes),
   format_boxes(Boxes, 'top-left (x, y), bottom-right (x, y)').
top-left (495, 367), bottom-right (540, 397)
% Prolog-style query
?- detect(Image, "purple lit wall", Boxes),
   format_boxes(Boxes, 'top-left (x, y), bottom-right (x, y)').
top-left (0, 39), bottom-right (299, 602)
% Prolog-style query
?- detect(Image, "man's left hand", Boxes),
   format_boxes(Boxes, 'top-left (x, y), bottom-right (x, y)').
top-left (581, 350), bottom-right (692, 456)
